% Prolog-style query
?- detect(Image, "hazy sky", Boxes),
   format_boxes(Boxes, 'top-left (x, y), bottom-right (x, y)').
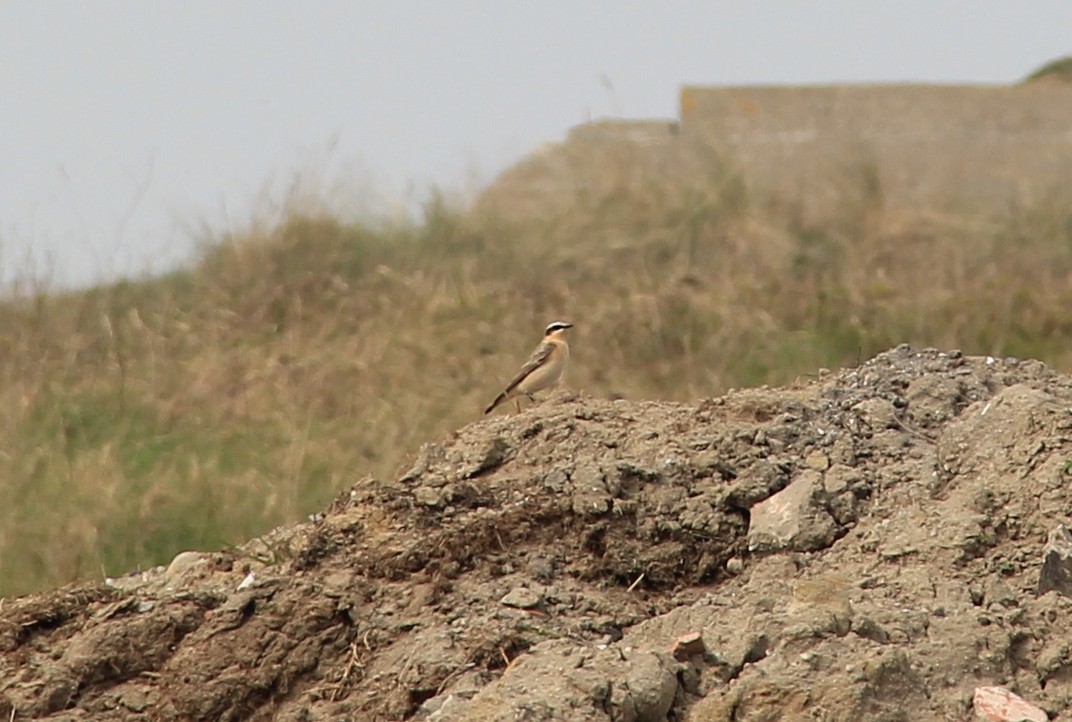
top-left (2, 2), bottom-right (1069, 288)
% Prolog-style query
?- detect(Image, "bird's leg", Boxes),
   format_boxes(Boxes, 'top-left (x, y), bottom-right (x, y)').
top-left (514, 398), bottom-right (522, 413)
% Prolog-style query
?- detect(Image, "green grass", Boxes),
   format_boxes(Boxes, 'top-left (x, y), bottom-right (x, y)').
top-left (1024, 55), bottom-right (1072, 83)
top-left (3, 167), bottom-right (1072, 597)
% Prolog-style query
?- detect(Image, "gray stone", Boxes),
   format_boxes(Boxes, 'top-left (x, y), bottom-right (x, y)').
top-left (747, 470), bottom-right (838, 552)
top-left (461, 437), bottom-right (511, 478)
top-left (157, 550), bottom-right (219, 591)
top-left (723, 460), bottom-right (789, 509)
top-left (571, 463), bottom-right (611, 516)
top-left (416, 692), bottom-right (468, 720)
top-left (400, 442), bottom-right (443, 483)
top-left (164, 551), bottom-right (205, 584)
top-left (822, 464), bottom-right (861, 494)
top-left (437, 639), bottom-right (680, 722)
top-left (804, 451), bottom-right (830, 471)
top-left (500, 587), bottom-right (543, 610)
top-left (852, 397), bottom-right (899, 430)
top-left (611, 651), bottom-right (678, 722)
top-left (827, 490), bottom-right (860, 526)
top-left (854, 617), bottom-right (891, 644)
top-left (986, 579), bottom-right (1018, 608)
top-left (414, 485), bottom-right (447, 508)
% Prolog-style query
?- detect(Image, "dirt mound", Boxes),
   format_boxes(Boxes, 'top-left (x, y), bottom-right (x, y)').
top-left (3, 346), bottom-right (1072, 721)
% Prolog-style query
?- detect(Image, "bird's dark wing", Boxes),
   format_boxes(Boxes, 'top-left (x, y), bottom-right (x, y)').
top-left (503, 341), bottom-right (555, 393)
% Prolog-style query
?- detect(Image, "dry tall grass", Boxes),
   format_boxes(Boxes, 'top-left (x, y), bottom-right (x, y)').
top-left (2, 175), bottom-right (1072, 598)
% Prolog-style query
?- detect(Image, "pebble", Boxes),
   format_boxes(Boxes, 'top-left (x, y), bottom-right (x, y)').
top-left (670, 631), bottom-right (706, 661)
top-left (500, 587), bottom-right (543, 610)
top-left (973, 685), bottom-right (1047, 722)
top-left (164, 550), bottom-right (203, 580)
top-left (804, 451), bottom-right (830, 471)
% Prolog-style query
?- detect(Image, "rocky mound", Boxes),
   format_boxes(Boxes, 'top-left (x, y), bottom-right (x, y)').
top-left (2, 346), bottom-right (1072, 721)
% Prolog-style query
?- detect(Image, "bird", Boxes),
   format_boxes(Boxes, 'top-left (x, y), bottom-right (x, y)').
top-left (484, 321), bottom-right (573, 414)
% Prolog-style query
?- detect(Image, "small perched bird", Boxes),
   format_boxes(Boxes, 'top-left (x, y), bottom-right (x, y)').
top-left (484, 321), bottom-right (573, 414)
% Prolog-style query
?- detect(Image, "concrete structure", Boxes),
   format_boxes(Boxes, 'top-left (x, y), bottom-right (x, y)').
top-left (476, 83), bottom-right (1072, 223)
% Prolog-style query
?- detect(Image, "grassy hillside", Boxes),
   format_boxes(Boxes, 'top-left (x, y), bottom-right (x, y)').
top-left (3, 176), bottom-right (1072, 597)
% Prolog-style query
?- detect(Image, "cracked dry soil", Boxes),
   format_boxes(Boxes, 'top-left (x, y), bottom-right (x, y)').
top-left (4, 346), bottom-right (1072, 721)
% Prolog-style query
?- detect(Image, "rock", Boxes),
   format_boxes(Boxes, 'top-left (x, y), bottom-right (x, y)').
top-left (852, 397), bottom-right (899, 430)
top-left (118, 687), bottom-right (151, 712)
top-left (822, 464), bottom-right (858, 494)
top-left (747, 470), bottom-right (838, 552)
top-left (826, 490), bottom-right (859, 526)
top-left (462, 437), bottom-right (511, 478)
top-left (443, 639), bottom-right (679, 722)
top-left (703, 629), bottom-right (771, 684)
top-left (414, 485), bottom-right (447, 508)
top-left (905, 374), bottom-right (963, 427)
top-left (1038, 524), bottom-right (1072, 597)
top-left (165, 550), bottom-right (204, 580)
top-left (542, 468), bottom-right (570, 492)
top-left (853, 617), bottom-right (891, 644)
top-left (1036, 639), bottom-right (1071, 686)
top-left (804, 451), bottom-right (829, 471)
top-left (158, 550), bottom-right (216, 591)
top-left (723, 460), bottom-right (789, 509)
top-left (570, 463), bottom-right (612, 516)
top-left (400, 442), bottom-right (443, 483)
top-left (669, 631), bottom-right (705, 661)
top-left (986, 579), bottom-right (1018, 608)
top-left (416, 692), bottom-right (468, 719)
top-left (612, 651), bottom-right (679, 722)
top-left (972, 685), bottom-right (1048, 722)
top-left (500, 587), bottom-right (543, 610)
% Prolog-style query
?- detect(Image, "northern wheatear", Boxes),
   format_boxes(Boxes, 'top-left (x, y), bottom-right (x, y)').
top-left (484, 321), bottom-right (573, 414)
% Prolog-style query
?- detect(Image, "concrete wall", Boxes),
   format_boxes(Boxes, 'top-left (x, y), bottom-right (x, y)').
top-left (476, 83), bottom-right (1072, 223)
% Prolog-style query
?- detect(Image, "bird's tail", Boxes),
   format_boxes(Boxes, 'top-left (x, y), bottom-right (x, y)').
top-left (484, 392), bottom-right (507, 415)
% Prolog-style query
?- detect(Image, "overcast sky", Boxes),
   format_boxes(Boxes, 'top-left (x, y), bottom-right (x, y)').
top-left (2, 2), bottom-right (1069, 288)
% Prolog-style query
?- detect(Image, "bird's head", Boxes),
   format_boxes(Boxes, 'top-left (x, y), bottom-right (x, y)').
top-left (544, 321), bottom-right (573, 339)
